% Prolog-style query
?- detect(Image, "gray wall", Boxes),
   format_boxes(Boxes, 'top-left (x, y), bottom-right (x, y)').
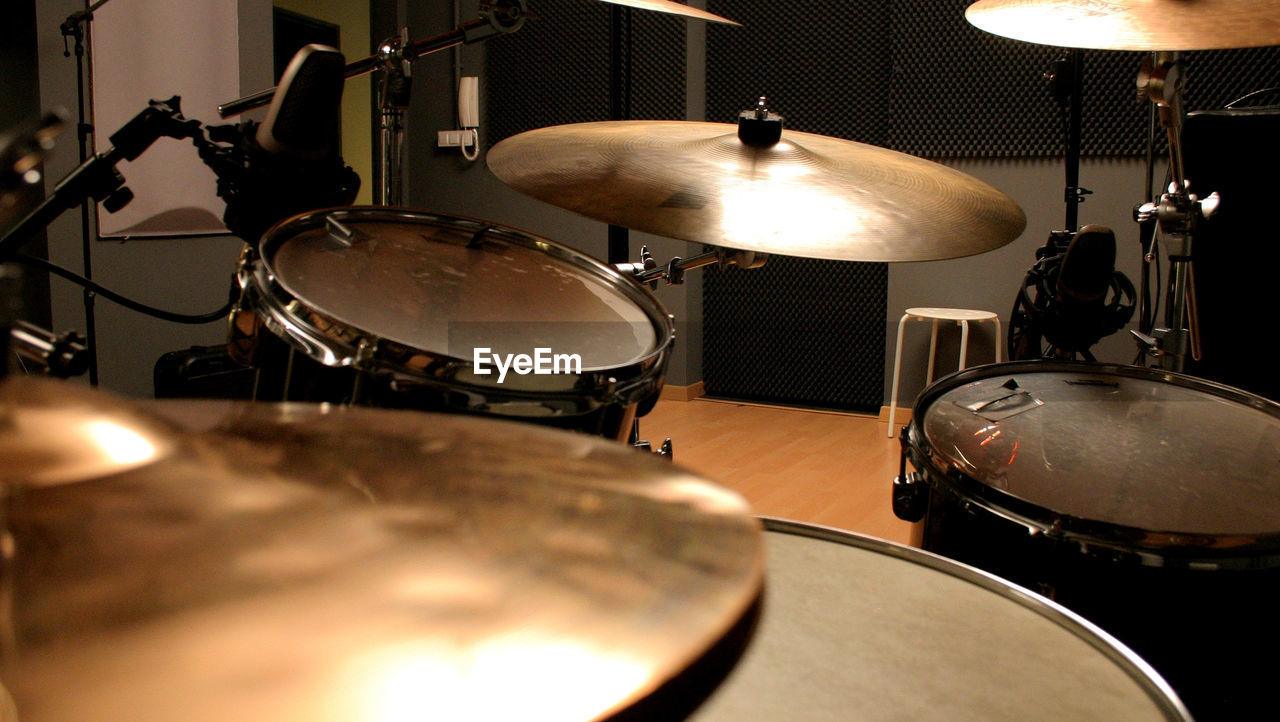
top-left (31, 0), bottom-right (272, 398)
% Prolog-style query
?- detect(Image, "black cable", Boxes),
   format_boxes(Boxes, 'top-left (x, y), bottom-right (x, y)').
top-left (1224, 87), bottom-right (1280, 109)
top-left (11, 253), bottom-right (232, 324)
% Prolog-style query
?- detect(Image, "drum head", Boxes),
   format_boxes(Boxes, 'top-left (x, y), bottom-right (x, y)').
top-left (691, 519), bottom-right (1189, 721)
top-left (913, 361), bottom-right (1280, 543)
top-left (254, 208), bottom-right (670, 372)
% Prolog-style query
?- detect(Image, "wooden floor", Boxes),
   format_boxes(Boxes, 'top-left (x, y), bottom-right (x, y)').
top-left (640, 398), bottom-right (916, 546)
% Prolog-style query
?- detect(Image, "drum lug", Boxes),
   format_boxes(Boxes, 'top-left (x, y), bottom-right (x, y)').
top-left (892, 471), bottom-right (928, 523)
top-left (354, 338), bottom-right (377, 367)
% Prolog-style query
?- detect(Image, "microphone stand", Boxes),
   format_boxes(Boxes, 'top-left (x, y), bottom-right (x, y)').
top-left (58, 0), bottom-right (116, 386)
top-left (607, 5), bottom-right (632, 266)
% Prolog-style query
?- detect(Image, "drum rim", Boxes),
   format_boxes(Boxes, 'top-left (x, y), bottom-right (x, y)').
top-left (758, 515), bottom-right (1193, 722)
top-left (904, 360), bottom-right (1280, 560)
top-left (242, 206), bottom-right (676, 401)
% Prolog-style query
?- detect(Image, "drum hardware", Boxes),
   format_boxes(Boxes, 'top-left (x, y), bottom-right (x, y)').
top-left (217, 0), bottom-right (529, 121)
top-left (628, 418), bottom-right (673, 459)
top-left (7, 321), bottom-right (89, 379)
top-left (1130, 51), bottom-right (1219, 373)
top-left (612, 241), bottom-right (765, 456)
top-left (0, 267), bottom-right (87, 381)
top-left (616, 245), bottom-right (769, 289)
top-left (217, 0), bottom-right (733, 119)
top-left (891, 426), bottom-right (927, 523)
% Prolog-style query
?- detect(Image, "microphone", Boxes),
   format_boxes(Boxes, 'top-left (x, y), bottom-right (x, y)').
top-left (1010, 225), bottom-right (1135, 361)
top-left (255, 44), bottom-right (346, 160)
top-left (1056, 224), bottom-right (1115, 306)
top-left (214, 44), bottom-right (359, 242)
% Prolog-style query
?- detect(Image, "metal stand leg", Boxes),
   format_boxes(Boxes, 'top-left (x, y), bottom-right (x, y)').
top-left (887, 312), bottom-right (910, 438)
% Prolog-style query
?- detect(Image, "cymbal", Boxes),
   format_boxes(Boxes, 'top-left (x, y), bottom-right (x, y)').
top-left (1, 378), bottom-right (763, 722)
top-left (0, 375), bottom-right (175, 486)
top-left (965, 0), bottom-right (1280, 51)
top-left (487, 121), bottom-right (1026, 262)
top-left (599, 0), bottom-right (739, 25)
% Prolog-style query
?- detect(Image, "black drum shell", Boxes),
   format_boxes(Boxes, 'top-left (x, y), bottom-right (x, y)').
top-left (900, 360), bottom-right (1280, 720)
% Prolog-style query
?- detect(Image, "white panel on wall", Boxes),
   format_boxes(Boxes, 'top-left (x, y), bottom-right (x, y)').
top-left (90, 0), bottom-right (239, 237)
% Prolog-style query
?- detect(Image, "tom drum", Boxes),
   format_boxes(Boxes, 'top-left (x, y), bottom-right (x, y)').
top-left (897, 360), bottom-right (1280, 719)
top-left (233, 207), bottom-right (674, 440)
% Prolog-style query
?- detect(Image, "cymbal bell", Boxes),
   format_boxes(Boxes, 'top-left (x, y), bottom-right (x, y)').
top-left (1, 378), bottom-right (763, 721)
top-left (965, 0), bottom-right (1280, 51)
top-left (487, 121), bottom-right (1026, 262)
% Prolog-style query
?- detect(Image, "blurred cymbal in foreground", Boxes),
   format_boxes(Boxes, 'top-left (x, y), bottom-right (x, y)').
top-left (1, 377), bottom-right (763, 722)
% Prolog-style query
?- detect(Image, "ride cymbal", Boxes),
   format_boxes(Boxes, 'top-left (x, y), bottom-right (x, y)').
top-left (0, 378), bottom-right (763, 722)
top-left (965, 0), bottom-right (1280, 51)
top-left (487, 121), bottom-right (1026, 262)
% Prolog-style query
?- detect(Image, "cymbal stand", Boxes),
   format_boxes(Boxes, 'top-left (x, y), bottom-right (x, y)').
top-left (616, 246), bottom-right (769, 287)
top-left (375, 31), bottom-right (412, 206)
top-left (1051, 48), bottom-right (1091, 232)
top-left (218, 0), bottom-right (529, 205)
top-left (607, 5), bottom-right (632, 265)
top-left (615, 245), bottom-right (766, 457)
top-left (1132, 52), bottom-right (1219, 373)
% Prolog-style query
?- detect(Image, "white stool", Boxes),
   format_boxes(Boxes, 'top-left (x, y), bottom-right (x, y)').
top-left (887, 307), bottom-right (1002, 437)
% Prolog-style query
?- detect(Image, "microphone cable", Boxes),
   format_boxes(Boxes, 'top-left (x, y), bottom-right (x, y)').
top-left (9, 252), bottom-right (232, 324)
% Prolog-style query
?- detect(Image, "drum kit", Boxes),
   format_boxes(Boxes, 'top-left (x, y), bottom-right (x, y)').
top-left (1, 0), bottom-right (1279, 719)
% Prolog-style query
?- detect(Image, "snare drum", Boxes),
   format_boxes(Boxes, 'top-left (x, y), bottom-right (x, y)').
top-left (898, 361), bottom-right (1280, 719)
top-left (234, 207), bottom-right (674, 440)
top-left (691, 518), bottom-right (1190, 721)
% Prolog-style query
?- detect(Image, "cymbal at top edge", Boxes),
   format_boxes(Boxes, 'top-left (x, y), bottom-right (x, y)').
top-left (487, 121), bottom-right (1027, 263)
top-left (598, 0), bottom-right (740, 25)
top-left (965, 0), bottom-right (1280, 51)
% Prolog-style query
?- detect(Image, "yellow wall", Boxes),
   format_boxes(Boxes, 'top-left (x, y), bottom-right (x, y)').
top-left (273, 0), bottom-right (373, 204)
